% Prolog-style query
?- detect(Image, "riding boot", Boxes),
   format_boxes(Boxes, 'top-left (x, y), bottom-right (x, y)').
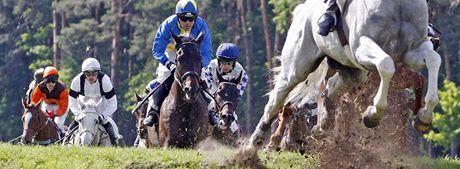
top-left (143, 110), bottom-right (160, 126)
top-left (317, 0), bottom-right (338, 36)
top-left (102, 122), bottom-right (118, 146)
top-left (208, 110), bottom-right (219, 126)
top-left (143, 74), bottom-right (174, 126)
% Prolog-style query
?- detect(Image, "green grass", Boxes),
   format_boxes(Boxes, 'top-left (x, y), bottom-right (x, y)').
top-left (0, 143), bottom-right (319, 169)
top-left (402, 156), bottom-right (460, 169)
top-left (2, 143), bottom-right (459, 169)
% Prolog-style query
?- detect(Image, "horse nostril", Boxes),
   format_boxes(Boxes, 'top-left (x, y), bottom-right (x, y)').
top-left (183, 86), bottom-right (191, 93)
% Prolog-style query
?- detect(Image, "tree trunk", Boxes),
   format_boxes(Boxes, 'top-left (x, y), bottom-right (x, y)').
top-left (443, 44), bottom-right (451, 81)
top-left (238, 0), bottom-right (254, 134)
top-left (52, 5), bottom-right (61, 69)
top-left (273, 30), bottom-right (281, 67)
top-left (260, 0), bottom-right (273, 89)
top-left (450, 134), bottom-right (460, 157)
top-left (111, 0), bottom-right (121, 89)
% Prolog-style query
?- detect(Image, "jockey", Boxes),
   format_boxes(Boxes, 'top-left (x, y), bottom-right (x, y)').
top-left (68, 58), bottom-right (119, 145)
top-left (204, 43), bottom-right (248, 126)
top-left (25, 68), bottom-right (45, 105)
top-left (31, 66), bottom-right (69, 134)
top-left (143, 0), bottom-right (212, 126)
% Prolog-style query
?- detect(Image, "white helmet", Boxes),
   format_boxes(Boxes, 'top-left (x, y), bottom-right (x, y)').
top-left (82, 58), bottom-right (101, 72)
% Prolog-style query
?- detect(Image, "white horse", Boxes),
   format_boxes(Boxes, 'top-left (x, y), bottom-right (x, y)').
top-left (70, 97), bottom-right (121, 146)
top-left (247, 0), bottom-right (441, 151)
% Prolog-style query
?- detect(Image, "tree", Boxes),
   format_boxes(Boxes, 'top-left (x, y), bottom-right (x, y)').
top-left (260, 0), bottom-right (273, 89)
top-left (425, 80), bottom-right (460, 156)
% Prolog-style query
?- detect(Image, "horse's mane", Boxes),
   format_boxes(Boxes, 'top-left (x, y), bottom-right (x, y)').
top-left (179, 35), bottom-right (194, 42)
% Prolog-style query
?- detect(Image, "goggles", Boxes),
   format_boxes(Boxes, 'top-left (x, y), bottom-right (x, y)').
top-left (84, 71), bottom-right (98, 77)
top-left (178, 15), bottom-right (196, 22)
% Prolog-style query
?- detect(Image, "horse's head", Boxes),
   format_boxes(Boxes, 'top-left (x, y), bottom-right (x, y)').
top-left (214, 72), bottom-right (242, 129)
top-left (76, 97), bottom-right (102, 146)
top-left (133, 92), bottom-right (149, 139)
top-left (172, 32), bottom-right (204, 101)
top-left (20, 99), bottom-right (48, 144)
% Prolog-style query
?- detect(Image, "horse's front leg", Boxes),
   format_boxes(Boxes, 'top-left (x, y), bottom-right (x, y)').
top-left (355, 36), bottom-right (395, 128)
top-left (403, 40), bottom-right (441, 133)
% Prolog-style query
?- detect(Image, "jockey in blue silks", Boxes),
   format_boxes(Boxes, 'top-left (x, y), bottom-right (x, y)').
top-left (143, 0), bottom-right (213, 126)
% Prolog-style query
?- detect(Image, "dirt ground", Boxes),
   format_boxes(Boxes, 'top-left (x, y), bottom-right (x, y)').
top-left (304, 65), bottom-right (427, 169)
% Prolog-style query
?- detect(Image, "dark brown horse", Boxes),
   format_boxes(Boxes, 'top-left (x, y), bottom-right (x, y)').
top-left (133, 93), bottom-right (159, 147)
top-left (21, 99), bottom-right (60, 145)
top-left (159, 33), bottom-right (209, 148)
top-left (211, 72), bottom-right (242, 146)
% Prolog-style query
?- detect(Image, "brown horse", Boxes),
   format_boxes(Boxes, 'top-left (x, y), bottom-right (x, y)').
top-left (211, 72), bottom-right (242, 146)
top-left (21, 99), bottom-right (61, 145)
top-left (159, 33), bottom-right (209, 148)
top-left (133, 93), bottom-right (159, 147)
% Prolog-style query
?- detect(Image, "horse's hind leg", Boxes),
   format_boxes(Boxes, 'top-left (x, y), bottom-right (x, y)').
top-left (354, 36), bottom-right (396, 128)
top-left (404, 40), bottom-right (441, 133)
top-left (267, 104), bottom-right (292, 151)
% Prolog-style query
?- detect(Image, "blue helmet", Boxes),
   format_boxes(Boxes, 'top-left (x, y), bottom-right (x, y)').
top-left (176, 0), bottom-right (198, 16)
top-left (216, 43), bottom-right (240, 61)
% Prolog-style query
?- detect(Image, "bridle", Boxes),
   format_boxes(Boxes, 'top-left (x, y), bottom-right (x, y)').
top-left (77, 111), bottom-right (99, 143)
top-left (22, 110), bottom-right (53, 143)
top-left (173, 41), bottom-right (202, 90)
top-left (215, 82), bottom-right (239, 114)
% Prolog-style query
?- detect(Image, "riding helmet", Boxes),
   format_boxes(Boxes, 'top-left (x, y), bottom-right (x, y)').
top-left (216, 43), bottom-right (240, 61)
top-left (176, 0), bottom-right (198, 16)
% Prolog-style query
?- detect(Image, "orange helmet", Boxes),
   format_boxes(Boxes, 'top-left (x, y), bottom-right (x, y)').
top-left (43, 66), bottom-right (59, 81)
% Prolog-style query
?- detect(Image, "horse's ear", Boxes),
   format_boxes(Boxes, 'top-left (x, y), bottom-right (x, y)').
top-left (135, 92), bottom-right (142, 102)
top-left (216, 69), bottom-right (226, 83)
top-left (231, 71), bottom-right (243, 84)
top-left (194, 31), bottom-right (205, 45)
top-left (171, 33), bottom-right (182, 45)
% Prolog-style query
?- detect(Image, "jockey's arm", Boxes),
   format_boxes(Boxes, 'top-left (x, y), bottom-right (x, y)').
top-left (100, 76), bottom-right (117, 118)
top-left (204, 65), bottom-right (213, 91)
top-left (152, 19), bottom-right (172, 66)
top-left (199, 24), bottom-right (212, 68)
top-left (69, 75), bottom-right (82, 115)
top-left (56, 89), bottom-right (69, 116)
top-left (236, 64), bottom-right (249, 98)
top-left (31, 85), bottom-right (44, 105)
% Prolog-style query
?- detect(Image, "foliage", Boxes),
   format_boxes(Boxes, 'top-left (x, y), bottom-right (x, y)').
top-left (269, 0), bottom-right (303, 33)
top-left (425, 80), bottom-right (460, 149)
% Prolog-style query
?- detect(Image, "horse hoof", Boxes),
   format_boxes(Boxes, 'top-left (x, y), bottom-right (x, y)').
top-left (362, 106), bottom-right (381, 128)
top-left (412, 115), bottom-right (432, 134)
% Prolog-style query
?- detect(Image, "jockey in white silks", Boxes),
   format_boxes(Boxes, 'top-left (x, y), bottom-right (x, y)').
top-left (204, 43), bottom-right (248, 132)
top-left (143, 0), bottom-right (213, 126)
top-left (68, 58), bottom-right (120, 146)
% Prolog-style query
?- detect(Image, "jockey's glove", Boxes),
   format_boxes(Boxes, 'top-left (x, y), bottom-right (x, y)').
top-left (165, 61), bottom-right (176, 71)
top-left (98, 114), bottom-right (106, 124)
top-left (46, 110), bottom-right (55, 119)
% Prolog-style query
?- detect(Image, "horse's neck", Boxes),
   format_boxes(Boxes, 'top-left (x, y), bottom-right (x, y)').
top-left (34, 123), bottom-right (58, 141)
